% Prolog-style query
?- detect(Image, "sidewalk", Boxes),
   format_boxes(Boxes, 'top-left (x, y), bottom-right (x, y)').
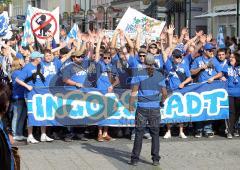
top-left (19, 136), bottom-right (240, 170)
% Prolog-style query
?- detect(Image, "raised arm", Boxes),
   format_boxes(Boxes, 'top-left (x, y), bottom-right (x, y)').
top-left (95, 31), bottom-right (104, 62)
top-left (167, 24), bottom-right (175, 51)
top-left (111, 30), bottom-right (119, 49)
top-left (135, 25), bottom-right (142, 52)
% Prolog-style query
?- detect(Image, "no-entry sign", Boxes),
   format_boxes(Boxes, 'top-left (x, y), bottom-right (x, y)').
top-left (30, 12), bottom-right (57, 39)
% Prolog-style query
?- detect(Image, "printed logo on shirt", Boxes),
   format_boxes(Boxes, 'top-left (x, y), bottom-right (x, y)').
top-left (76, 70), bottom-right (87, 76)
top-left (43, 63), bottom-right (57, 77)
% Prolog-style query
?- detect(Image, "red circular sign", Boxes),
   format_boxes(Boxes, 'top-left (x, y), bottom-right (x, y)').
top-left (30, 12), bottom-right (57, 39)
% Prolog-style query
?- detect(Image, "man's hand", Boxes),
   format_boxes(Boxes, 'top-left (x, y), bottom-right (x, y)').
top-left (207, 77), bottom-right (214, 83)
top-left (201, 64), bottom-right (208, 70)
top-left (178, 83), bottom-right (185, 89)
top-left (108, 85), bottom-right (113, 93)
top-left (199, 35), bottom-right (207, 44)
top-left (167, 24), bottom-right (175, 35)
top-left (75, 83), bottom-right (83, 88)
top-left (206, 33), bottom-right (212, 42)
top-left (221, 77), bottom-right (227, 81)
top-left (27, 85), bottom-right (33, 91)
top-left (181, 27), bottom-right (188, 36)
top-left (196, 30), bottom-right (204, 37)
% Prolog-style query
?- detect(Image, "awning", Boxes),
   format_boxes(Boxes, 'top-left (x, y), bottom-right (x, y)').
top-left (194, 12), bottom-right (216, 18)
top-left (195, 9), bottom-right (238, 18)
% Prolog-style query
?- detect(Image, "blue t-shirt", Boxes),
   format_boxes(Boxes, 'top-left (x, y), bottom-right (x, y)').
top-left (61, 58), bottom-right (73, 71)
top-left (96, 60), bottom-right (118, 93)
top-left (17, 63), bottom-right (46, 87)
top-left (41, 58), bottom-right (62, 86)
top-left (165, 58), bottom-right (191, 90)
top-left (182, 54), bottom-right (193, 68)
top-left (62, 62), bottom-right (91, 87)
top-left (154, 54), bottom-right (164, 70)
top-left (112, 53), bottom-right (131, 88)
top-left (131, 68), bottom-right (166, 108)
top-left (222, 64), bottom-right (240, 97)
top-left (11, 70), bottom-right (25, 99)
top-left (190, 56), bottom-right (222, 82)
top-left (218, 59), bottom-right (228, 70)
top-left (127, 55), bottom-right (144, 69)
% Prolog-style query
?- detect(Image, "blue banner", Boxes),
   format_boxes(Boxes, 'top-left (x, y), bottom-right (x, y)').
top-left (27, 81), bottom-right (229, 126)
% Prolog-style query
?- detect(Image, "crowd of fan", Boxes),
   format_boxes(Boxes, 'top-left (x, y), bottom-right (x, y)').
top-left (0, 24), bottom-right (240, 145)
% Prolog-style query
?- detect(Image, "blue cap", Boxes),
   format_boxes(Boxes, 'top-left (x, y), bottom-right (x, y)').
top-left (174, 43), bottom-right (185, 55)
top-left (203, 43), bottom-right (216, 50)
top-left (30, 51), bottom-right (44, 59)
top-left (16, 52), bottom-right (24, 60)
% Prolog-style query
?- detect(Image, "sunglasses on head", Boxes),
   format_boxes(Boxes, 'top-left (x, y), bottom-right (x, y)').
top-left (104, 57), bottom-right (111, 60)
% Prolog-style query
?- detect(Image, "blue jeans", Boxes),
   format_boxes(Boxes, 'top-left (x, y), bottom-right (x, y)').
top-left (131, 107), bottom-right (160, 162)
top-left (195, 121), bottom-right (213, 134)
top-left (11, 99), bottom-right (27, 136)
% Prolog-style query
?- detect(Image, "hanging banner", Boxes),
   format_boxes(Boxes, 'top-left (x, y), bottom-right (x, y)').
top-left (26, 81), bottom-right (229, 126)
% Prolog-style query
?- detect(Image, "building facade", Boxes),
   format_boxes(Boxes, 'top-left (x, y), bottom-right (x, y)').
top-left (195, 0), bottom-right (238, 38)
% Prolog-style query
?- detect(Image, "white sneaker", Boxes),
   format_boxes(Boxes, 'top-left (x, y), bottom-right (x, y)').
top-left (179, 132), bottom-right (187, 139)
top-left (13, 136), bottom-right (24, 141)
top-left (27, 135), bottom-right (39, 144)
top-left (163, 131), bottom-right (171, 139)
top-left (40, 134), bottom-right (54, 142)
top-left (20, 136), bottom-right (28, 140)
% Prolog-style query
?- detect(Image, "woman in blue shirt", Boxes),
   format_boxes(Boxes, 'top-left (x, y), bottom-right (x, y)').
top-left (222, 51), bottom-right (240, 138)
top-left (11, 58), bottom-right (28, 142)
top-left (95, 32), bottom-right (120, 142)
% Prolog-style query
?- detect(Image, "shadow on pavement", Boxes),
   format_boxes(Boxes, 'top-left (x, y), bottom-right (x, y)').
top-left (81, 143), bottom-right (153, 166)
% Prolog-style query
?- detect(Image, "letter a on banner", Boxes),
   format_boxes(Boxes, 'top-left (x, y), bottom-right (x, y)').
top-left (30, 6), bottom-right (59, 44)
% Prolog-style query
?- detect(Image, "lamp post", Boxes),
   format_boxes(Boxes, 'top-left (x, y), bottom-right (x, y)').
top-left (237, 0), bottom-right (239, 41)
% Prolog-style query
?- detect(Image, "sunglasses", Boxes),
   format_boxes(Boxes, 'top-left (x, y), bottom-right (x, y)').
top-left (149, 46), bottom-right (157, 49)
top-left (206, 49), bottom-right (214, 52)
top-left (139, 55), bottom-right (146, 58)
top-left (173, 55), bottom-right (182, 59)
top-left (75, 55), bottom-right (85, 59)
top-left (104, 57), bottom-right (111, 60)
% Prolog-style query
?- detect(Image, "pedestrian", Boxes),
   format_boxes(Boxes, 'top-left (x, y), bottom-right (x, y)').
top-left (128, 53), bottom-right (167, 166)
top-left (222, 51), bottom-right (240, 138)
